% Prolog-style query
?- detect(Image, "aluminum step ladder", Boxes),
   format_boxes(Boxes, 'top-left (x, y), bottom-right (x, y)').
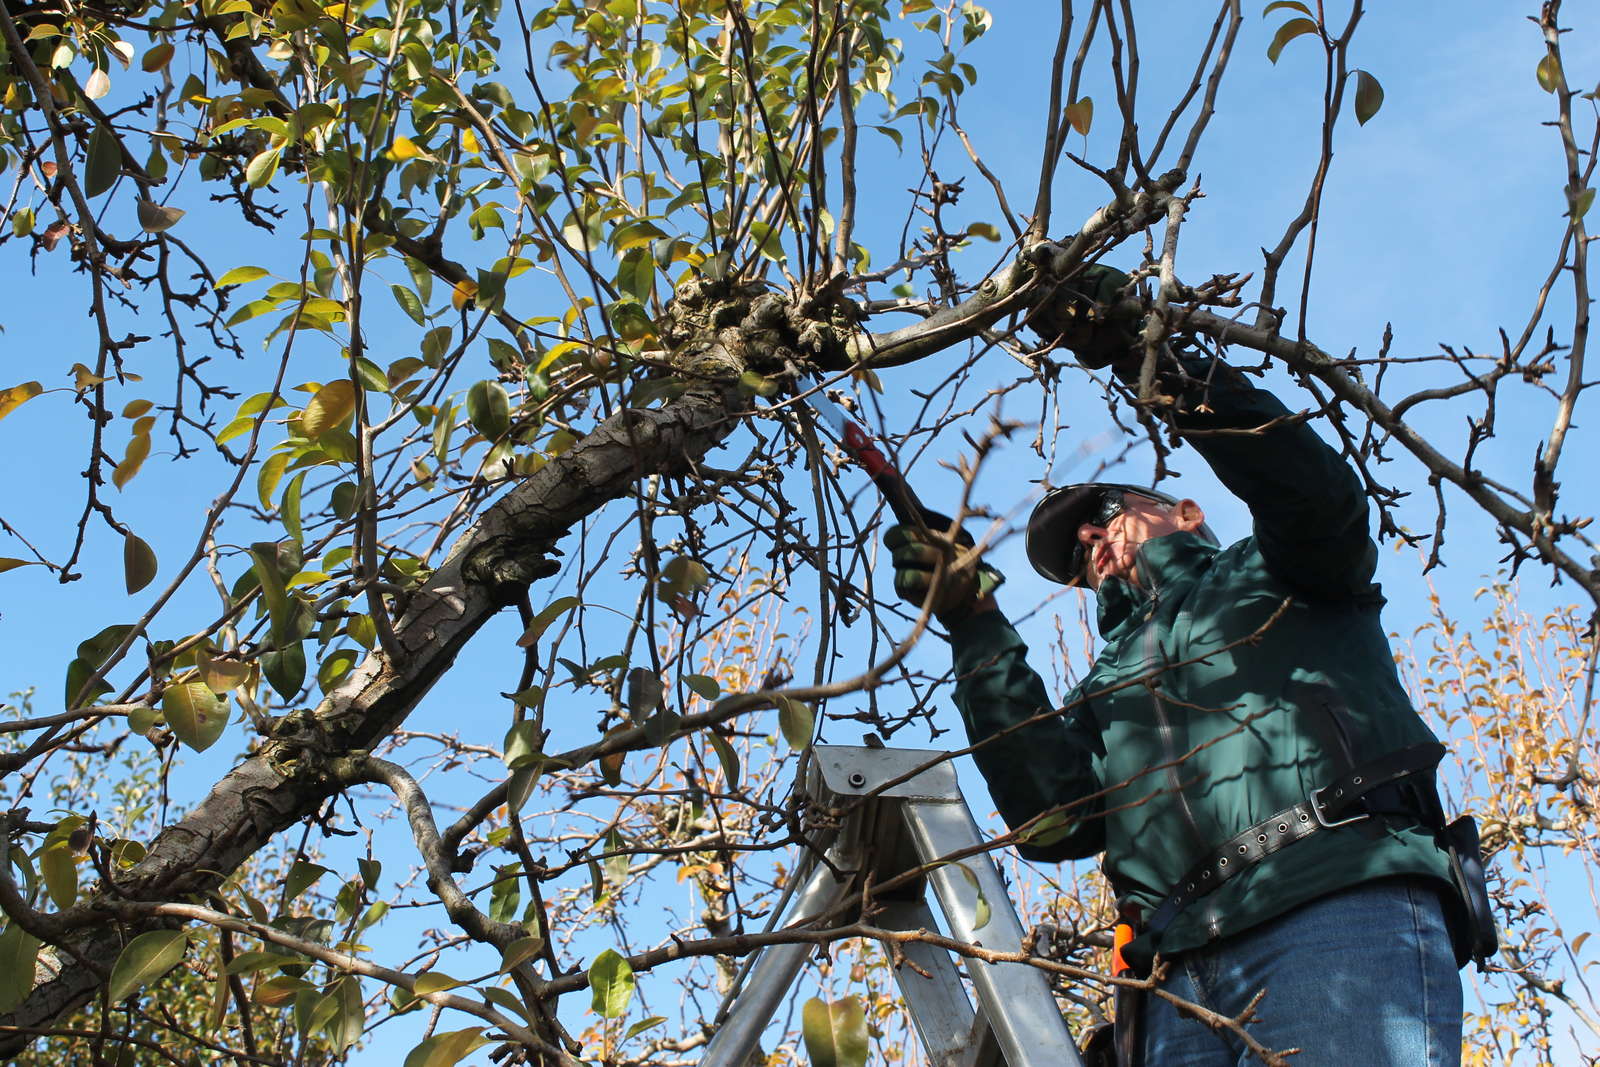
top-left (701, 745), bottom-right (1085, 1067)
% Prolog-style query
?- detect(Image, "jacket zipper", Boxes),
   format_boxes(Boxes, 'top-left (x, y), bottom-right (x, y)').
top-left (1137, 564), bottom-right (1217, 937)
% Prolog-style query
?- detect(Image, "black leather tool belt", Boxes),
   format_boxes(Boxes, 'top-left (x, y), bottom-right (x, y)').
top-left (1137, 741), bottom-right (1448, 958)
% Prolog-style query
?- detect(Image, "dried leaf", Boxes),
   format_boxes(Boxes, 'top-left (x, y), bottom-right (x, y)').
top-left (1064, 95), bottom-right (1093, 136)
top-left (1267, 17), bottom-right (1318, 64)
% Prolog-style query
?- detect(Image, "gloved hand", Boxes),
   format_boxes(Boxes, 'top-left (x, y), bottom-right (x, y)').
top-left (1030, 262), bottom-right (1141, 372)
top-left (883, 519), bottom-right (1004, 624)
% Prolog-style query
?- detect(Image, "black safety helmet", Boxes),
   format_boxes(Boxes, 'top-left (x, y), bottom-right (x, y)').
top-left (1026, 482), bottom-right (1218, 586)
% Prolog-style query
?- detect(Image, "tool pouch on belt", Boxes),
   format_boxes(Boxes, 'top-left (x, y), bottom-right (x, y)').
top-left (1442, 814), bottom-right (1498, 969)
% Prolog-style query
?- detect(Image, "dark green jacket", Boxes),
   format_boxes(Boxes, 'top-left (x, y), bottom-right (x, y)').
top-left (949, 357), bottom-right (1453, 960)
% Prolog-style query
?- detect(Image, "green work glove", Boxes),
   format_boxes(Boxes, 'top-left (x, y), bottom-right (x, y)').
top-left (883, 521), bottom-right (1005, 624)
top-left (1031, 263), bottom-right (1141, 372)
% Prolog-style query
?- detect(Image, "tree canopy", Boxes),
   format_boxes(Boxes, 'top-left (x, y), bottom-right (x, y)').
top-left (1, 0), bottom-right (1597, 1062)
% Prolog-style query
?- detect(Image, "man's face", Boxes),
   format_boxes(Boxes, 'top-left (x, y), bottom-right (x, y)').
top-left (1078, 493), bottom-right (1206, 590)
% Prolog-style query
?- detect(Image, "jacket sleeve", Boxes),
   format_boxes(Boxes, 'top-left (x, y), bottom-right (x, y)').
top-left (1163, 354), bottom-right (1379, 600)
top-left (948, 610), bottom-right (1105, 862)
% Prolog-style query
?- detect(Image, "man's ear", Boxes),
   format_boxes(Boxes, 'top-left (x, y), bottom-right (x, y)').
top-left (1173, 499), bottom-right (1206, 532)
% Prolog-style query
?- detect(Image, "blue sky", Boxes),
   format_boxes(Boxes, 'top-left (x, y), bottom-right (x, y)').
top-left (3, 0), bottom-right (1598, 1060)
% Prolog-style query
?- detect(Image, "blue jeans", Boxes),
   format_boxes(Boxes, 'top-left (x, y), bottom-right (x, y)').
top-left (1142, 878), bottom-right (1462, 1065)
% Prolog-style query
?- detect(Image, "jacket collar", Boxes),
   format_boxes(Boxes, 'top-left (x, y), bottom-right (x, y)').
top-left (1095, 531), bottom-right (1219, 639)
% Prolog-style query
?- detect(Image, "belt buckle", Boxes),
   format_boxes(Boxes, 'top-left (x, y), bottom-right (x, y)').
top-left (1310, 784), bottom-right (1369, 828)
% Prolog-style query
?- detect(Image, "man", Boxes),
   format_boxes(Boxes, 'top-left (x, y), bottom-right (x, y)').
top-left (885, 271), bottom-right (1490, 1065)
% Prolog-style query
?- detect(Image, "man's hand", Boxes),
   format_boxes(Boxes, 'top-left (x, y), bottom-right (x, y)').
top-left (884, 521), bottom-right (1004, 624)
top-left (1031, 262), bottom-right (1141, 373)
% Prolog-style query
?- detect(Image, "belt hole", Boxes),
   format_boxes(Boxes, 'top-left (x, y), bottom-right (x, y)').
top-left (1353, 776), bottom-right (1363, 785)
top-left (1298, 812), bottom-right (1310, 822)
top-left (1219, 857), bottom-right (1228, 867)
top-left (1277, 823), bottom-right (1289, 833)
top-left (1237, 844), bottom-right (1248, 854)
top-left (1202, 871), bottom-right (1211, 879)
top-left (1257, 833), bottom-right (1268, 844)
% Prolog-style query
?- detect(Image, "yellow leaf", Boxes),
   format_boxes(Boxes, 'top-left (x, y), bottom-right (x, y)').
top-left (71, 363), bottom-right (107, 392)
top-left (388, 135), bottom-right (422, 161)
top-left (451, 279), bottom-right (478, 311)
top-left (462, 127), bottom-right (481, 154)
top-left (113, 431), bottom-right (151, 490)
top-left (302, 380), bottom-right (356, 438)
top-left (0, 381), bottom-right (43, 421)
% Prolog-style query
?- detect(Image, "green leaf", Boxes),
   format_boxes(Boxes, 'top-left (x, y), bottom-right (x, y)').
top-left (402, 1027), bottom-right (489, 1067)
top-left (685, 674), bottom-right (720, 700)
top-left (392, 284), bottom-right (426, 325)
top-left (1018, 810), bottom-right (1074, 848)
top-left (123, 532), bottom-right (157, 594)
top-left (801, 996), bottom-right (870, 1067)
top-left (65, 623), bottom-right (134, 709)
top-left (516, 596), bottom-right (579, 646)
top-left (625, 668), bottom-right (663, 720)
top-left (480, 984), bottom-right (532, 1022)
top-left (708, 732), bottom-right (740, 788)
top-left (746, 220), bottom-right (786, 262)
top-left (107, 930), bottom-right (187, 1004)
top-left (281, 472), bottom-right (306, 544)
top-left (1352, 69), bottom-right (1383, 125)
top-left (330, 481), bottom-right (360, 521)
top-left (257, 452), bottom-right (289, 510)
top-left (262, 642), bottom-right (307, 699)
top-left (466, 380), bottom-right (511, 440)
top-left (323, 976), bottom-right (364, 1050)
top-left (353, 357), bottom-right (389, 392)
top-left (316, 648), bottom-right (357, 693)
top-left (625, 1015), bottom-right (667, 1040)
top-left (1571, 187), bottom-right (1595, 220)
top-left (216, 266), bottom-right (269, 288)
top-left (224, 950), bottom-right (295, 975)
top-left (163, 681), bottom-right (228, 752)
top-left (503, 720), bottom-right (542, 769)
top-left (951, 862), bottom-right (991, 931)
top-left (40, 845), bottom-right (77, 909)
top-left (500, 935), bottom-right (544, 972)
top-left (283, 859), bottom-right (330, 903)
top-left (1266, 17), bottom-right (1318, 64)
top-left (1537, 53), bottom-right (1562, 93)
top-left (603, 829), bottom-right (629, 885)
top-left (777, 696), bottom-right (814, 751)
top-left (0, 923), bottom-right (42, 1012)
top-left (588, 949), bottom-right (635, 1018)
top-left (249, 541), bottom-right (297, 643)
top-left (412, 971), bottom-right (461, 995)
top-left (245, 148), bottom-right (281, 189)
top-left (616, 248), bottom-right (655, 304)
top-left (85, 124), bottom-right (121, 198)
